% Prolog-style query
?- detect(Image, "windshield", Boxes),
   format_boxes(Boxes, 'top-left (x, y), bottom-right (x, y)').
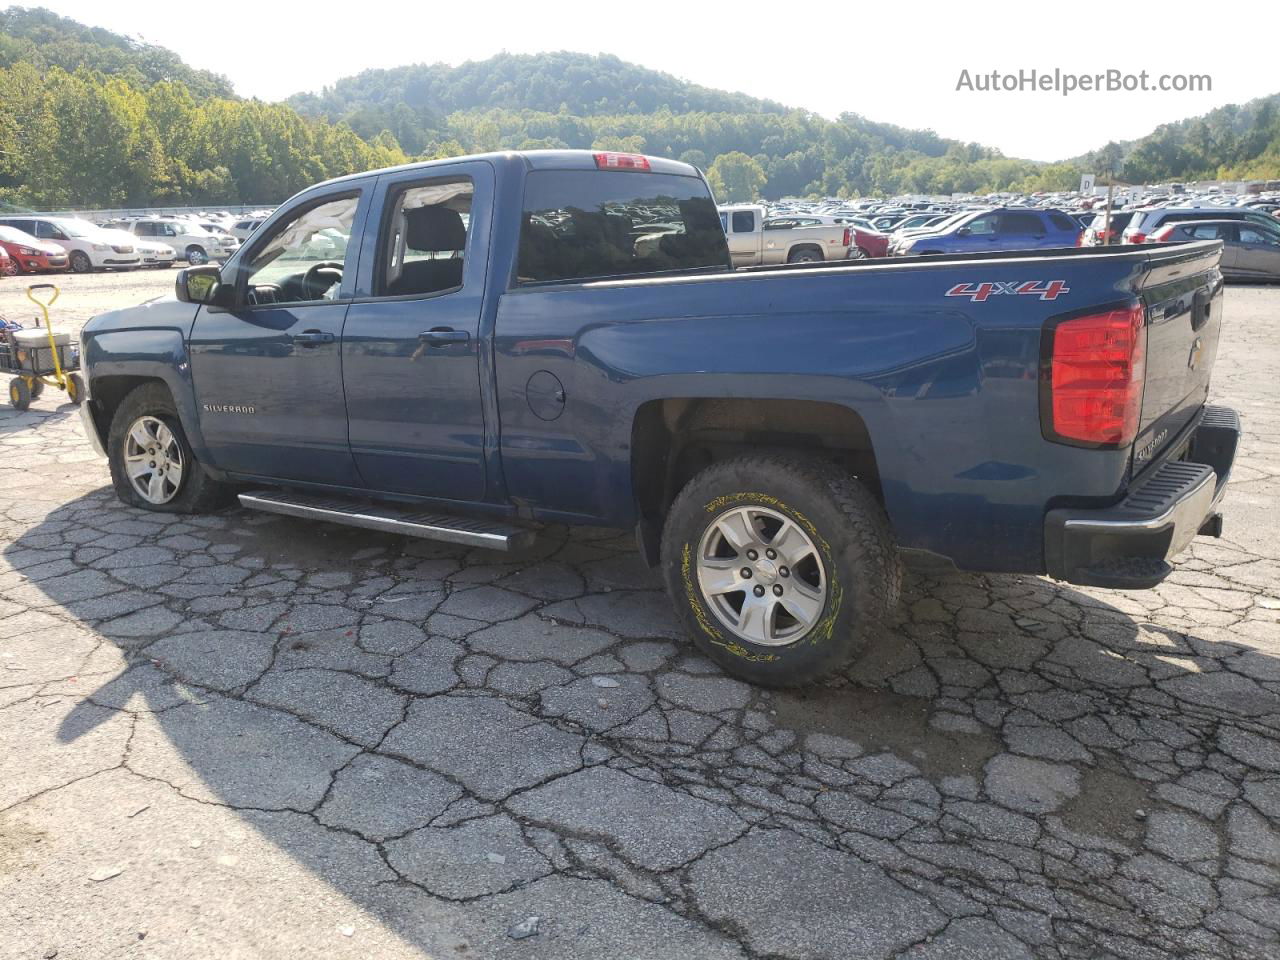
top-left (57, 219), bottom-right (98, 238)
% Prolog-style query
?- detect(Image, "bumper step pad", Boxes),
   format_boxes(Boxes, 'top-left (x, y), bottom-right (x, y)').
top-left (238, 491), bottom-right (537, 551)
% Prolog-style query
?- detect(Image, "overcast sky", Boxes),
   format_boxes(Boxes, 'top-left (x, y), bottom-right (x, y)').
top-left (24, 0), bottom-right (1277, 161)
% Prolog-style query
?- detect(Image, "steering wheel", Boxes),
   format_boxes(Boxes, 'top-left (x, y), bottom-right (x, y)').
top-left (301, 261), bottom-right (343, 300)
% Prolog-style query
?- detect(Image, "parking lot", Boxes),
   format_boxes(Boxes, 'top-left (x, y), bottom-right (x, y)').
top-left (0, 270), bottom-right (1278, 960)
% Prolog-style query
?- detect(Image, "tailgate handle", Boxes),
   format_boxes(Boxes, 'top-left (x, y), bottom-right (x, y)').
top-left (1191, 290), bottom-right (1211, 331)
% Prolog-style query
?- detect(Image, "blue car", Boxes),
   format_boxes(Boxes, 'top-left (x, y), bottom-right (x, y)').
top-left (895, 207), bottom-right (1082, 256)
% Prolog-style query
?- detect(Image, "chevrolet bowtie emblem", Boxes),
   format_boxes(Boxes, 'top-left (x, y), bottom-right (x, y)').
top-left (1188, 337), bottom-right (1204, 370)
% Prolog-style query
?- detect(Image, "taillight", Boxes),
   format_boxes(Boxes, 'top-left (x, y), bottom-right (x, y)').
top-left (594, 152), bottom-right (650, 171)
top-left (843, 227), bottom-right (852, 247)
top-left (1128, 231), bottom-right (1146, 244)
top-left (1075, 233), bottom-right (1083, 246)
top-left (1042, 303), bottom-right (1146, 447)
top-left (1149, 226), bottom-right (1174, 242)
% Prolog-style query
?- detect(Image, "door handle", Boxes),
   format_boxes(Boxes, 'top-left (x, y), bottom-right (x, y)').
top-left (418, 328), bottom-right (470, 347)
top-left (294, 330), bottom-right (335, 346)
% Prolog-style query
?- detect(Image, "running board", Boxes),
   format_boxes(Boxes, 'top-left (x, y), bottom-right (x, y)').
top-left (237, 491), bottom-right (536, 551)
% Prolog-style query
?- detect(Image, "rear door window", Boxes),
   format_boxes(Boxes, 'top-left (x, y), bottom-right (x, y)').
top-left (1189, 224), bottom-right (1227, 240)
top-left (374, 178), bottom-right (473, 298)
top-left (1048, 213), bottom-right (1076, 232)
top-left (732, 211), bottom-right (755, 233)
top-left (518, 170), bottom-right (729, 283)
top-left (999, 212), bottom-right (1043, 234)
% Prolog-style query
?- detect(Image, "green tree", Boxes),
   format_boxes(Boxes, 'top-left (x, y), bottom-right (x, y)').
top-left (706, 151), bottom-right (766, 202)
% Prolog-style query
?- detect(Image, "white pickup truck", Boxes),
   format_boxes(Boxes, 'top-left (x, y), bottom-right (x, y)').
top-left (718, 204), bottom-right (854, 267)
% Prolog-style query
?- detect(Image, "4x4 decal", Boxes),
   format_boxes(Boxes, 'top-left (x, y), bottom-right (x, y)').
top-left (946, 280), bottom-right (1070, 302)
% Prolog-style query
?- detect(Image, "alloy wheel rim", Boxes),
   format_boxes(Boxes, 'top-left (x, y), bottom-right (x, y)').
top-left (696, 504), bottom-right (827, 646)
top-left (123, 415), bottom-right (184, 504)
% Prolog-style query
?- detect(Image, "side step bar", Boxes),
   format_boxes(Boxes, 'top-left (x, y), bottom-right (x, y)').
top-left (238, 491), bottom-right (537, 551)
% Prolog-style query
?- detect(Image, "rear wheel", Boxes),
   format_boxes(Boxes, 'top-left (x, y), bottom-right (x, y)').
top-left (787, 247), bottom-right (823, 264)
top-left (29, 378), bottom-right (44, 399)
top-left (69, 250), bottom-right (92, 273)
top-left (107, 383), bottom-right (229, 513)
top-left (660, 454), bottom-right (901, 686)
top-left (66, 373), bottom-right (84, 405)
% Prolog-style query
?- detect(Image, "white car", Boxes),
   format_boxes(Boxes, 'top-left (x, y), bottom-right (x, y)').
top-left (0, 215), bottom-right (141, 272)
top-left (229, 218), bottom-right (266, 241)
top-left (98, 229), bottom-right (176, 269)
top-left (106, 218), bottom-right (238, 265)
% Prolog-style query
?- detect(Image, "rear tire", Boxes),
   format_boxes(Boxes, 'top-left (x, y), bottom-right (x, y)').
top-left (660, 454), bottom-right (901, 686)
top-left (29, 378), bottom-right (44, 399)
top-left (66, 373), bottom-right (84, 405)
top-left (107, 383), bottom-right (229, 513)
top-left (787, 247), bottom-right (823, 264)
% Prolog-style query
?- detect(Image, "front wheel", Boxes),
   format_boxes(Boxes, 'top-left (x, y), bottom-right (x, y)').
top-left (107, 383), bottom-right (229, 513)
top-left (660, 454), bottom-right (901, 686)
top-left (1, 257), bottom-right (18, 276)
top-left (8, 378), bottom-right (31, 411)
top-left (186, 246), bottom-right (208, 266)
top-left (69, 250), bottom-right (93, 273)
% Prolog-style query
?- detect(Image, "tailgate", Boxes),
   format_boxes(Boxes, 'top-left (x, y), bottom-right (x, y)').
top-left (1132, 241), bottom-right (1224, 473)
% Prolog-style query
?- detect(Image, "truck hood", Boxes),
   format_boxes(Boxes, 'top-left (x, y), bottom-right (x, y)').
top-left (82, 297), bottom-right (198, 338)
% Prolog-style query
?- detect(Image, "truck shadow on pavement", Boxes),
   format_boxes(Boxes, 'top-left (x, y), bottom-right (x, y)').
top-left (6, 486), bottom-right (1280, 960)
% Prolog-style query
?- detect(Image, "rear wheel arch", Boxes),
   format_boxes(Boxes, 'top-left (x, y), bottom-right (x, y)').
top-left (786, 244), bottom-right (824, 263)
top-left (630, 397), bottom-right (884, 564)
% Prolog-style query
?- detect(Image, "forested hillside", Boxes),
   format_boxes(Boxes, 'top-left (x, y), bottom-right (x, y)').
top-left (2, 6), bottom-right (1279, 210)
top-left (0, 7), bottom-right (406, 208)
top-left (0, 6), bottom-right (232, 99)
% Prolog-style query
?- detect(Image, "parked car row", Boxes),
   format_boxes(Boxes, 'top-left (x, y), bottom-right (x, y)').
top-left (0, 212), bottom-right (255, 277)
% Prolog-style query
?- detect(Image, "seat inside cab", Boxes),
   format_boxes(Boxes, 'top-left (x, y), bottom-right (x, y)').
top-left (383, 181), bottom-right (473, 297)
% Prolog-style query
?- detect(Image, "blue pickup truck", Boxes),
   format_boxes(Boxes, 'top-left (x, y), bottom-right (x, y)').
top-left (77, 150), bottom-right (1239, 686)
top-left (894, 207), bottom-right (1082, 256)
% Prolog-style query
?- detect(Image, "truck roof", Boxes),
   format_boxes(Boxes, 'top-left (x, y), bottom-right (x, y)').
top-left (301, 150), bottom-right (703, 196)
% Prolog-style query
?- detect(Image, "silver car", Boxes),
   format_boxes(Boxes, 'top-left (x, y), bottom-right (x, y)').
top-left (1154, 219), bottom-right (1280, 281)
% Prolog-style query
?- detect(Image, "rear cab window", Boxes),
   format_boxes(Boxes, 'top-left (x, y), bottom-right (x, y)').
top-left (517, 170), bottom-right (729, 284)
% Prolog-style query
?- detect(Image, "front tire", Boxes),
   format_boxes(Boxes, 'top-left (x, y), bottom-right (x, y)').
top-left (107, 383), bottom-right (228, 513)
top-left (9, 378), bottom-right (31, 411)
top-left (69, 251), bottom-right (93, 273)
top-left (660, 454), bottom-right (900, 686)
top-left (186, 246), bottom-right (208, 266)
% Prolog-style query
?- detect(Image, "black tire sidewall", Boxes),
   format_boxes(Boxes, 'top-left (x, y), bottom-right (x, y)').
top-left (661, 457), bottom-right (894, 686)
top-left (70, 251), bottom-right (92, 273)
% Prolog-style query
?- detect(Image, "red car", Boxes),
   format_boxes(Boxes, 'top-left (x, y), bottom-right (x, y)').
top-left (850, 226), bottom-right (889, 258)
top-left (0, 224), bottom-right (69, 274)
top-left (0, 245), bottom-right (10, 277)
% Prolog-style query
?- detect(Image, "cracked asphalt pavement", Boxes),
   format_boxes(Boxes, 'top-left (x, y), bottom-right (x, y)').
top-left (1, 273), bottom-right (1278, 960)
